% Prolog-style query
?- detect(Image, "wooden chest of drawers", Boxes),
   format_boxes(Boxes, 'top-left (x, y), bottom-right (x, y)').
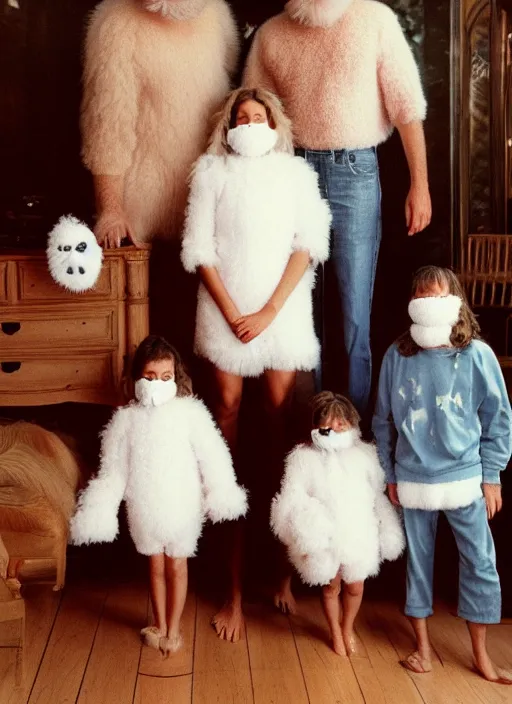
top-left (0, 247), bottom-right (150, 406)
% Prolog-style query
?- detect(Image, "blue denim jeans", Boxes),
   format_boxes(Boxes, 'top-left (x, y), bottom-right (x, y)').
top-left (403, 497), bottom-right (501, 624)
top-left (296, 147), bottom-right (381, 416)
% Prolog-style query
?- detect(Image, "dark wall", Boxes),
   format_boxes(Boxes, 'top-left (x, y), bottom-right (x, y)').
top-left (0, 0), bottom-right (97, 235)
top-left (373, 0), bottom-right (452, 375)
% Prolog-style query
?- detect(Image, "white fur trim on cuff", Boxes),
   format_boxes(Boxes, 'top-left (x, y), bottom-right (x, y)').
top-left (375, 493), bottom-right (405, 562)
top-left (69, 503), bottom-right (119, 545)
top-left (397, 476), bottom-right (483, 511)
top-left (206, 484), bottom-right (248, 523)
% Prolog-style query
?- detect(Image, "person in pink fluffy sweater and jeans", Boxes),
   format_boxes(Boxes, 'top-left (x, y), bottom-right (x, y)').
top-left (242, 0), bottom-right (432, 617)
top-left (244, 0), bottom-right (432, 416)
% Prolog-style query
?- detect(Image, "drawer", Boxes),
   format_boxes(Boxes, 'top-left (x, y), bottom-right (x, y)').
top-left (0, 352), bottom-right (119, 406)
top-left (0, 308), bottom-right (118, 350)
top-left (16, 258), bottom-right (119, 303)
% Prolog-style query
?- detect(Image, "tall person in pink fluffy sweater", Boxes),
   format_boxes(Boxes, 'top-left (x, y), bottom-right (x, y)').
top-left (243, 0), bottom-right (432, 426)
top-left (80, 0), bottom-right (239, 248)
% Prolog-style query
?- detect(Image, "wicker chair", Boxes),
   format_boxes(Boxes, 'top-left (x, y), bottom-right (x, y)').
top-left (459, 234), bottom-right (512, 384)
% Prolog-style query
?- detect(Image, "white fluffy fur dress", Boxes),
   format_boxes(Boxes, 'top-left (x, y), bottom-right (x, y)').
top-left (70, 396), bottom-right (247, 556)
top-left (181, 152), bottom-right (331, 376)
top-left (271, 435), bottom-right (405, 586)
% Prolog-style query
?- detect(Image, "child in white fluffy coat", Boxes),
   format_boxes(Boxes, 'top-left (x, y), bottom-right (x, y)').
top-left (272, 392), bottom-right (404, 656)
top-left (70, 335), bottom-right (247, 655)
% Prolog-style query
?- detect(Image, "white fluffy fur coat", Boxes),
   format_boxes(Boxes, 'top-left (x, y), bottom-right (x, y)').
top-left (181, 153), bottom-right (331, 376)
top-left (81, 0), bottom-right (238, 241)
top-left (69, 396), bottom-right (247, 557)
top-left (271, 438), bottom-right (405, 586)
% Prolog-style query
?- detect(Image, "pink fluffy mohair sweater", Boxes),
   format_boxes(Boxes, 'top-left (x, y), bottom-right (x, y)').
top-left (81, 0), bottom-right (238, 242)
top-left (244, 0), bottom-right (426, 151)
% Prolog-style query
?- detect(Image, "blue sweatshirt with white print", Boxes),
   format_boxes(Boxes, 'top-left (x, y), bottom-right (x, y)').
top-left (372, 339), bottom-right (512, 486)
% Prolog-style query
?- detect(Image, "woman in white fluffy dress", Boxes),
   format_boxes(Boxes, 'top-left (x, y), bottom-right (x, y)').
top-left (271, 392), bottom-right (405, 656)
top-left (181, 87), bottom-right (331, 642)
top-left (69, 336), bottom-right (247, 655)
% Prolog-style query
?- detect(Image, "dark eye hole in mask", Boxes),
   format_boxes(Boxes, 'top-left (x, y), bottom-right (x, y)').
top-left (319, 427), bottom-right (332, 436)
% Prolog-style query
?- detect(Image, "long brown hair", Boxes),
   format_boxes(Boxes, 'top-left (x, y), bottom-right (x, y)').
top-left (397, 266), bottom-right (481, 357)
top-left (206, 87), bottom-right (294, 157)
top-left (131, 335), bottom-right (192, 397)
top-left (310, 391), bottom-right (360, 428)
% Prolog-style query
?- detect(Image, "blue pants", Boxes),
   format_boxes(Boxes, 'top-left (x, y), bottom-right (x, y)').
top-left (296, 147), bottom-right (381, 416)
top-left (403, 497), bottom-right (501, 624)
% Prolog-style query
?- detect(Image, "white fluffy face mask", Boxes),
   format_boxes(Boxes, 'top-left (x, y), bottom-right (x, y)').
top-left (408, 295), bottom-right (462, 349)
top-left (311, 427), bottom-right (357, 451)
top-left (227, 123), bottom-right (278, 158)
top-left (134, 377), bottom-right (178, 407)
top-left (47, 216), bottom-right (103, 293)
top-left (142, 0), bottom-right (208, 20)
top-left (285, 0), bottom-right (354, 27)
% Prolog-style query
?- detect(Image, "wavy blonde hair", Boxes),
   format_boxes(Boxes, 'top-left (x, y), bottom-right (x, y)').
top-left (207, 87), bottom-right (294, 156)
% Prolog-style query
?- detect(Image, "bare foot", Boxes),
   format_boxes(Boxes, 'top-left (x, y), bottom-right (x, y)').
top-left (140, 626), bottom-right (164, 650)
top-left (400, 651), bottom-right (433, 674)
top-left (211, 601), bottom-right (244, 643)
top-left (331, 625), bottom-right (347, 656)
top-left (274, 582), bottom-right (297, 615)
top-left (343, 629), bottom-right (367, 658)
top-left (474, 655), bottom-right (512, 685)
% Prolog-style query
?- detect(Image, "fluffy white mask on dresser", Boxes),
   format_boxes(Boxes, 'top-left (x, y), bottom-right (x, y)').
top-left (227, 123), bottom-right (278, 158)
top-left (285, 0), bottom-right (354, 27)
top-left (142, 0), bottom-right (208, 21)
top-left (47, 215), bottom-right (103, 293)
top-left (311, 427), bottom-right (357, 451)
top-left (135, 378), bottom-right (178, 407)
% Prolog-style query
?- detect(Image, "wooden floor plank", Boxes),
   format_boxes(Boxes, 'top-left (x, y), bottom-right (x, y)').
top-left (192, 597), bottom-right (253, 704)
top-left (354, 603), bottom-right (425, 704)
top-left (12, 582), bottom-right (497, 704)
top-left (429, 608), bottom-right (512, 704)
top-left (76, 581), bottom-right (146, 704)
top-left (345, 655), bottom-right (388, 704)
top-left (134, 673), bottom-right (192, 704)
top-left (138, 592), bottom-right (196, 677)
top-left (289, 596), bottom-right (365, 704)
top-left (486, 624), bottom-right (512, 671)
top-left (27, 583), bottom-right (107, 704)
top-left (245, 602), bottom-right (308, 704)
top-left (0, 585), bottom-right (61, 704)
top-left (367, 602), bottom-right (479, 704)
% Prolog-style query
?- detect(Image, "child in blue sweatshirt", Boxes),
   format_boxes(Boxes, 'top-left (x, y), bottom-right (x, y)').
top-left (373, 266), bottom-right (512, 685)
